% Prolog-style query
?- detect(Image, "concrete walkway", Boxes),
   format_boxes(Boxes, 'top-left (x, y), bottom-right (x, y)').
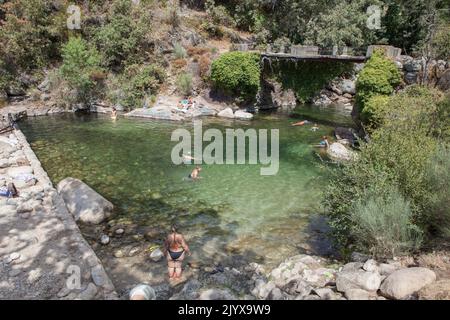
top-left (0, 128), bottom-right (117, 299)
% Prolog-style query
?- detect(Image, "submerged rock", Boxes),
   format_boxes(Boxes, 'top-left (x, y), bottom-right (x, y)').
top-left (234, 110), bottom-right (253, 120)
top-left (129, 284), bottom-right (156, 300)
top-left (150, 248), bottom-right (164, 262)
top-left (57, 177), bottom-right (114, 224)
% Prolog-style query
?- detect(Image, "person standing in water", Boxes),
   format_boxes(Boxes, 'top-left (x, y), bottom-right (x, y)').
top-left (111, 107), bottom-right (117, 120)
top-left (163, 225), bottom-right (191, 279)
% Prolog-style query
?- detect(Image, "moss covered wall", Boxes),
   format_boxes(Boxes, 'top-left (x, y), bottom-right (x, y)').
top-left (262, 59), bottom-right (354, 103)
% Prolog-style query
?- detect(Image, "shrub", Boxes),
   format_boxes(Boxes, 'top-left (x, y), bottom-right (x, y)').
top-left (109, 63), bottom-right (165, 109)
top-left (172, 59), bottom-right (188, 69)
top-left (350, 186), bottom-right (422, 258)
top-left (173, 43), bottom-right (187, 59)
top-left (210, 51), bottom-right (260, 101)
top-left (202, 21), bottom-right (224, 39)
top-left (355, 50), bottom-right (402, 124)
top-left (424, 145), bottom-right (450, 237)
top-left (59, 37), bottom-right (103, 102)
top-left (205, 0), bottom-right (235, 27)
top-left (93, 0), bottom-right (150, 69)
top-left (325, 86), bottom-right (447, 253)
top-left (199, 55), bottom-right (211, 79)
top-left (361, 95), bottom-right (390, 129)
top-left (177, 73), bottom-right (193, 96)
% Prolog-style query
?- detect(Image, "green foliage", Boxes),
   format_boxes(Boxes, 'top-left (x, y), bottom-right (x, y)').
top-left (210, 51), bottom-right (260, 101)
top-left (93, 0), bottom-right (151, 69)
top-left (350, 186), bottom-right (422, 258)
top-left (110, 64), bottom-right (166, 109)
top-left (0, 0), bottom-right (66, 91)
top-left (424, 144), bottom-right (450, 238)
top-left (325, 86), bottom-right (447, 254)
top-left (355, 50), bottom-right (402, 123)
top-left (177, 73), bottom-right (193, 96)
top-left (173, 43), bottom-right (187, 59)
top-left (267, 60), bottom-right (353, 103)
top-left (361, 95), bottom-right (390, 129)
top-left (432, 24), bottom-right (450, 60)
top-left (205, 0), bottom-right (235, 27)
top-left (60, 37), bottom-right (103, 102)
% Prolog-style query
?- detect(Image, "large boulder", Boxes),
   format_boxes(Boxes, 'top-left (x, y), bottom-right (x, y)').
top-left (338, 79), bottom-right (356, 95)
top-left (125, 106), bottom-right (183, 121)
top-left (217, 107), bottom-right (235, 119)
top-left (379, 267), bottom-right (436, 300)
top-left (336, 270), bottom-right (382, 292)
top-left (327, 142), bottom-right (357, 161)
top-left (234, 110), bottom-right (253, 120)
top-left (57, 177), bottom-right (114, 224)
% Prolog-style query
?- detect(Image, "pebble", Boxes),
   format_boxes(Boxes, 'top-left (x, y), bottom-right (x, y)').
top-left (128, 247), bottom-right (140, 257)
top-left (6, 252), bottom-right (21, 264)
top-left (100, 234), bottom-right (110, 245)
top-left (115, 228), bottom-right (124, 235)
top-left (114, 250), bottom-right (124, 258)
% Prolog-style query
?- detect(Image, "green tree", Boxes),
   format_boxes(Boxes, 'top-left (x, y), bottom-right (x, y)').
top-left (355, 49), bottom-right (401, 124)
top-left (60, 37), bottom-right (103, 102)
top-left (210, 51), bottom-right (260, 102)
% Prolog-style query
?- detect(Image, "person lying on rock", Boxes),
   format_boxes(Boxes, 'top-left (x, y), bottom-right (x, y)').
top-left (163, 225), bottom-right (191, 279)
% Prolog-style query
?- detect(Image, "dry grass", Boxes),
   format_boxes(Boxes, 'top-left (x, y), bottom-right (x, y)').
top-left (172, 58), bottom-right (187, 69)
top-left (417, 252), bottom-right (450, 271)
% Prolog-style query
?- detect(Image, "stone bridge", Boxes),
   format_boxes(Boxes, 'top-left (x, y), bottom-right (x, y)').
top-left (232, 43), bottom-right (402, 63)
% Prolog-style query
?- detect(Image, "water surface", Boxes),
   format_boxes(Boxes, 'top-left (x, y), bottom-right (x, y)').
top-left (20, 107), bottom-right (349, 266)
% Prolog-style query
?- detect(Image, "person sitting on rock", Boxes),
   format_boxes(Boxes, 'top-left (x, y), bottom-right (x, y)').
top-left (0, 182), bottom-right (18, 198)
top-left (163, 225), bottom-right (191, 279)
top-left (317, 136), bottom-right (330, 148)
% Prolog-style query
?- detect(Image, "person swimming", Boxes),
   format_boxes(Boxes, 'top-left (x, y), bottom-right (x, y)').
top-left (188, 166), bottom-right (202, 180)
top-left (292, 120), bottom-right (310, 126)
top-left (311, 123), bottom-right (319, 132)
top-left (163, 225), bottom-right (191, 279)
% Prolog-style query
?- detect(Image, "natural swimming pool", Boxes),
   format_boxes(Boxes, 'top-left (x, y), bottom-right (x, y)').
top-left (20, 106), bottom-right (350, 267)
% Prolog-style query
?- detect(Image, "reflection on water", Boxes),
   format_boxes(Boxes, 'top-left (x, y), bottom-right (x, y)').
top-left (20, 108), bottom-right (349, 267)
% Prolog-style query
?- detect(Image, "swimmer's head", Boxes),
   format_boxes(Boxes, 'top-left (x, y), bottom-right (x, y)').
top-left (196, 166), bottom-right (202, 171)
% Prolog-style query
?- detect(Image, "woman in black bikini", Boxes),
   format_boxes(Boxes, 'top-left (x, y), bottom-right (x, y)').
top-left (163, 225), bottom-right (191, 279)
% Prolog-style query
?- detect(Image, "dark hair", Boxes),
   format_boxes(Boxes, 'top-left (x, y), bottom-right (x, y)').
top-left (171, 224), bottom-right (178, 233)
top-left (112, 107), bottom-right (116, 111)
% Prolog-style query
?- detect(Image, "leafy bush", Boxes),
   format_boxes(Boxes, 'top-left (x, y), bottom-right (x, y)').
top-left (60, 38), bottom-right (103, 102)
top-left (0, 0), bottom-right (66, 91)
top-left (205, 0), bottom-right (235, 27)
top-left (201, 21), bottom-right (224, 39)
top-left (355, 50), bottom-right (402, 123)
top-left (350, 186), bottom-right (422, 258)
top-left (109, 63), bottom-right (165, 109)
top-left (177, 73), bottom-right (193, 96)
top-left (361, 95), bottom-right (390, 129)
top-left (210, 51), bottom-right (260, 101)
top-left (325, 86), bottom-right (447, 255)
top-left (93, 0), bottom-right (150, 69)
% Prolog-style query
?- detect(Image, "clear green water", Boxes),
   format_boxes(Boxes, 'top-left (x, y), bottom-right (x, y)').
top-left (20, 108), bottom-right (349, 266)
